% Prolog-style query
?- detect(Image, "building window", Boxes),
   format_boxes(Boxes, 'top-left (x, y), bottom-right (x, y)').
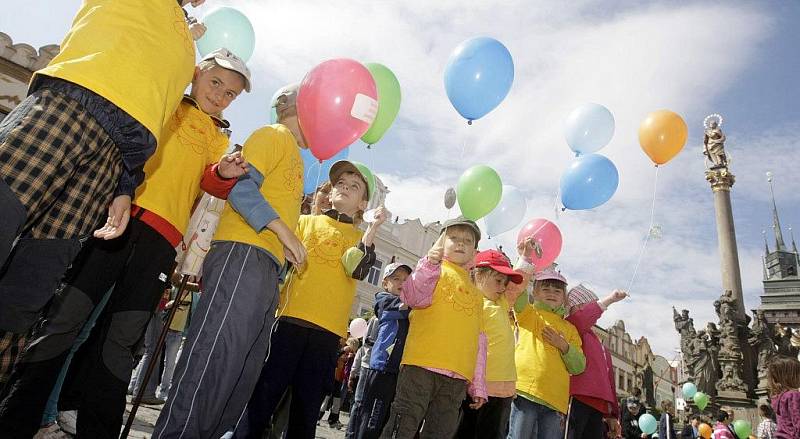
top-left (619, 371), bottom-right (625, 391)
top-left (366, 259), bottom-right (384, 286)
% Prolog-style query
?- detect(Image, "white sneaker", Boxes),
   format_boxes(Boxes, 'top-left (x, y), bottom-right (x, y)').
top-left (57, 411), bottom-right (78, 435)
top-left (33, 423), bottom-right (71, 439)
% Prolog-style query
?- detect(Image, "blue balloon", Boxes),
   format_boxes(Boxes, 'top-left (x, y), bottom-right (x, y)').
top-left (444, 37), bottom-right (514, 122)
top-left (300, 147), bottom-right (350, 194)
top-left (560, 153), bottom-right (619, 210)
top-left (638, 413), bottom-right (658, 435)
top-left (197, 7), bottom-right (256, 62)
top-left (564, 103), bottom-right (615, 155)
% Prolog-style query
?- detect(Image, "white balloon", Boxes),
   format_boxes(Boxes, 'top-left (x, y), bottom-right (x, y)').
top-left (484, 185), bottom-right (527, 238)
top-left (349, 318), bottom-right (368, 338)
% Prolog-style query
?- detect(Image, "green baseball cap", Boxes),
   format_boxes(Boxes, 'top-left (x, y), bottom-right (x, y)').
top-left (329, 160), bottom-right (374, 202)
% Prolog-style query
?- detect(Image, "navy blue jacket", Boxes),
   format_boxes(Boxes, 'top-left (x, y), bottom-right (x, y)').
top-left (368, 291), bottom-right (410, 374)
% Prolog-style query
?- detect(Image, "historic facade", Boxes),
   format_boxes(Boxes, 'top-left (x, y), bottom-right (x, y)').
top-left (0, 32), bottom-right (58, 117)
top-left (594, 321), bottom-right (678, 409)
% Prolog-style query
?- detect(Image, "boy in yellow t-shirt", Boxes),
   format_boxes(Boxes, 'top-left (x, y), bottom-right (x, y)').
top-left (0, 1), bottom-right (206, 379)
top-left (233, 160), bottom-right (385, 439)
top-left (508, 259), bottom-right (586, 439)
top-left (379, 217), bottom-right (488, 439)
top-left (154, 83), bottom-right (308, 439)
top-left (0, 48), bottom-right (250, 438)
top-left (455, 249), bottom-right (523, 439)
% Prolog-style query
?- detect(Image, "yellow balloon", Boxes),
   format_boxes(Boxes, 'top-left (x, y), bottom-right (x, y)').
top-left (638, 110), bottom-right (688, 165)
top-left (698, 423), bottom-right (713, 439)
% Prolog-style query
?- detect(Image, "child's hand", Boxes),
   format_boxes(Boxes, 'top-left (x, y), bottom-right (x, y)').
top-left (469, 396), bottom-right (486, 410)
top-left (517, 237), bottom-right (542, 261)
top-left (218, 152), bottom-right (248, 179)
top-left (371, 206), bottom-right (389, 227)
top-left (599, 290), bottom-right (628, 309)
top-left (268, 219), bottom-right (307, 267)
top-left (427, 234), bottom-right (445, 265)
top-left (608, 289), bottom-right (628, 303)
top-left (542, 326), bottom-right (569, 354)
top-left (94, 195), bottom-right (131, 240)
top-left (189, 22), bottom-right (207, 40)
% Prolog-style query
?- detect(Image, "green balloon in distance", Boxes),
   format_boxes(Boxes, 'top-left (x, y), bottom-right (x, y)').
top-left (693, 391), bottom-right (709, 410)
top-left (732, 420), bottom-right (751, 438)
top-left (361, 63), bottom-right (401, 145)
top-left (456, 165), bottom-right (503, 221)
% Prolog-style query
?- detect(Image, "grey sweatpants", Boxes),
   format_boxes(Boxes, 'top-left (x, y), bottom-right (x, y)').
top-left (153, 241), bottom-right (281, 439)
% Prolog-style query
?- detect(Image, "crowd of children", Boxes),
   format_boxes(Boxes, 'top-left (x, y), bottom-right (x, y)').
top-left (0, 1), bottom-right (799, 439)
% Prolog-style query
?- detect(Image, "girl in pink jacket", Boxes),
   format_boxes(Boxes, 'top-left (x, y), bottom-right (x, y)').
top-left (565, 285), bottom-right (628, 439)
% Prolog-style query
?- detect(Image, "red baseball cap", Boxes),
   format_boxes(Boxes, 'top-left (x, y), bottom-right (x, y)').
top-left (473, 250), bottom-right (523, 284)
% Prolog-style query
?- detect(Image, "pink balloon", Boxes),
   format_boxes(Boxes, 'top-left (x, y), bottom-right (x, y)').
top-left (298, 59), bottom-right (378, 161)
top-left (516, 218), bottom-right (563, 270)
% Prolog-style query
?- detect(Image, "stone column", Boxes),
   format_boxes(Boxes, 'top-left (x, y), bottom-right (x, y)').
top-left (706, 169), bottom-right (746, 320)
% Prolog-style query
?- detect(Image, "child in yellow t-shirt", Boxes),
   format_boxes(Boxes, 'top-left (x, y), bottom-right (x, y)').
top-left (0, 48), bottom-right (251, 438)
top-left (509, 259), bottom-right (586, 439)
top-left (380, 217), bottom-right (487, 439)
top-left (154, 82), bottom-right (308, 439)
top-left (234, 160), bottom-right (387, 439)
top-left (455, 249), bottom-right (523, 439)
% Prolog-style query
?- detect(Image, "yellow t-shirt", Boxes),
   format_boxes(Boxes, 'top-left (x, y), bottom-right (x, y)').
top-left (401, 260), bottom-right (484, 381)
top-left (514, 305), bottom-right (582, 413)
top-left (483, 295), bottom-right (517, 383)
top-left (278, 214), bottom-right (364, 337)
top-left (214, 125), bottom-right (304, 264)
top-left (35, 0), bottom-right (195, 140)
top-left (134, 99), bottom-right (228, 234)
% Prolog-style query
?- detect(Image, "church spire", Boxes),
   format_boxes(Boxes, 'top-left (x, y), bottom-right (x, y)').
top-left (791, 226), bottom-right (798, 254)
top-left (767, 172), bottom-right (786, 250)
top-left (763, 229), bottom-right (770, 255)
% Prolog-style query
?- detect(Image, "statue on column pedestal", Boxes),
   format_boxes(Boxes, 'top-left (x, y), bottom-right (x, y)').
top-left (703, 114), bottom-right (728, 169)
top-left (749, 310), bottom-right (776, 388)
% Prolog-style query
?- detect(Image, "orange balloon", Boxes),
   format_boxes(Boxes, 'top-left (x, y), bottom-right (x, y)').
top-left (638, 109), bottom-right (688, 165)
top-left (698, 423), bottom-right (713, 439)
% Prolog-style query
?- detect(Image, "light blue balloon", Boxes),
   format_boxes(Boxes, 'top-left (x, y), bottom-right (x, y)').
top-left (196, 7), bottom-right (256, 62)
top-left (564, 103), bottom-right (615, 155)
top-left (638, 413), bottom-right (658, 435)
top-left (444, 37), bottom-right (514, 122)
top-left (484, 185), bottom-right (527, 238)
top-left (300, 147), bottom-right (350, 194)
top-left (560, 153), bottom-right (619, 210)
top-left (682, 382), bottom-right (697, 399)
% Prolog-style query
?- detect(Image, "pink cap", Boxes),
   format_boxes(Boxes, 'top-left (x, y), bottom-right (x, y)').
top-left (567, 283), bottom-right (598, 309)
top-left (534, 265), bottom-right (567, 284)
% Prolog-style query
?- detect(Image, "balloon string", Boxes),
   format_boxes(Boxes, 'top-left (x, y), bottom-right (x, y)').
top-left (314, 160), bottom-right (323, 196)
top-left (626, 166), bottom-right (660, 295)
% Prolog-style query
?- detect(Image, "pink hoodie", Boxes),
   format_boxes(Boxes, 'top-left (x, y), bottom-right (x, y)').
top-left (567, 301), bottom-right (619, 418)
top-left (772, 389), bottom-right (800, 438)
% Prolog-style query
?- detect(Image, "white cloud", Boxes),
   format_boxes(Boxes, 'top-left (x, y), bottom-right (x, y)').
top-left (203, 1), bottom-right (780, 357)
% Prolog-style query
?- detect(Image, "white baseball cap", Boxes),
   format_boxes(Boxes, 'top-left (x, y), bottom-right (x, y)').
top-left (383, 262), bottom-right (412, 280)
top-left (201, 48), bottom-right (252, 93)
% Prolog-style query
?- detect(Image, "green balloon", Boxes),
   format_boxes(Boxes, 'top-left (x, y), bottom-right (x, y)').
top-left (732, 420), bottom-right (751, 438)
top-left (361, 63), bottom-right (401, 145)
top-left (457, 165), bottom-right (503, 221)
top-left (693, 391), bottom-right (709, 410)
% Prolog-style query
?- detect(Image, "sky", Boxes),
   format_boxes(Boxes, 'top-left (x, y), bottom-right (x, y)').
top-left (2, 0), bottom-right (799, 359)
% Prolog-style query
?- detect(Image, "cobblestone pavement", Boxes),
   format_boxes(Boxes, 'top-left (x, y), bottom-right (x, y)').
top-left (123, 398), bottom-right (348, 439)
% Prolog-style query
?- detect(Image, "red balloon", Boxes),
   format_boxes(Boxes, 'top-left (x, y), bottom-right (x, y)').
top-left (297, 59), bottom-right (378, 160)
top-left (516, 218), bottom-right (562, 270)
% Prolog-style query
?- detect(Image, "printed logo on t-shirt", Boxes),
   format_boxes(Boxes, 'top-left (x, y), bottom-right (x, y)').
top-left (438, 274), bottom-right (479, 316)
top-left (283, 152), bottom-right (303, 196)
top-left (171, 105), bottom-right (217, 155)
top-left (306, 226), bottom-right (346, 267)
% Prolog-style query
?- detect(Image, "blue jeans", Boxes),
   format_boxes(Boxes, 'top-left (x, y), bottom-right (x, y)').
top-left (157, 330), bottom-right (183, 399)
top-left (41, 286), bottom-right (114, 425)
top-left (128, 312), bottom-right (161, 398)
top-left (507, 396), bottom-right (563, 439)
